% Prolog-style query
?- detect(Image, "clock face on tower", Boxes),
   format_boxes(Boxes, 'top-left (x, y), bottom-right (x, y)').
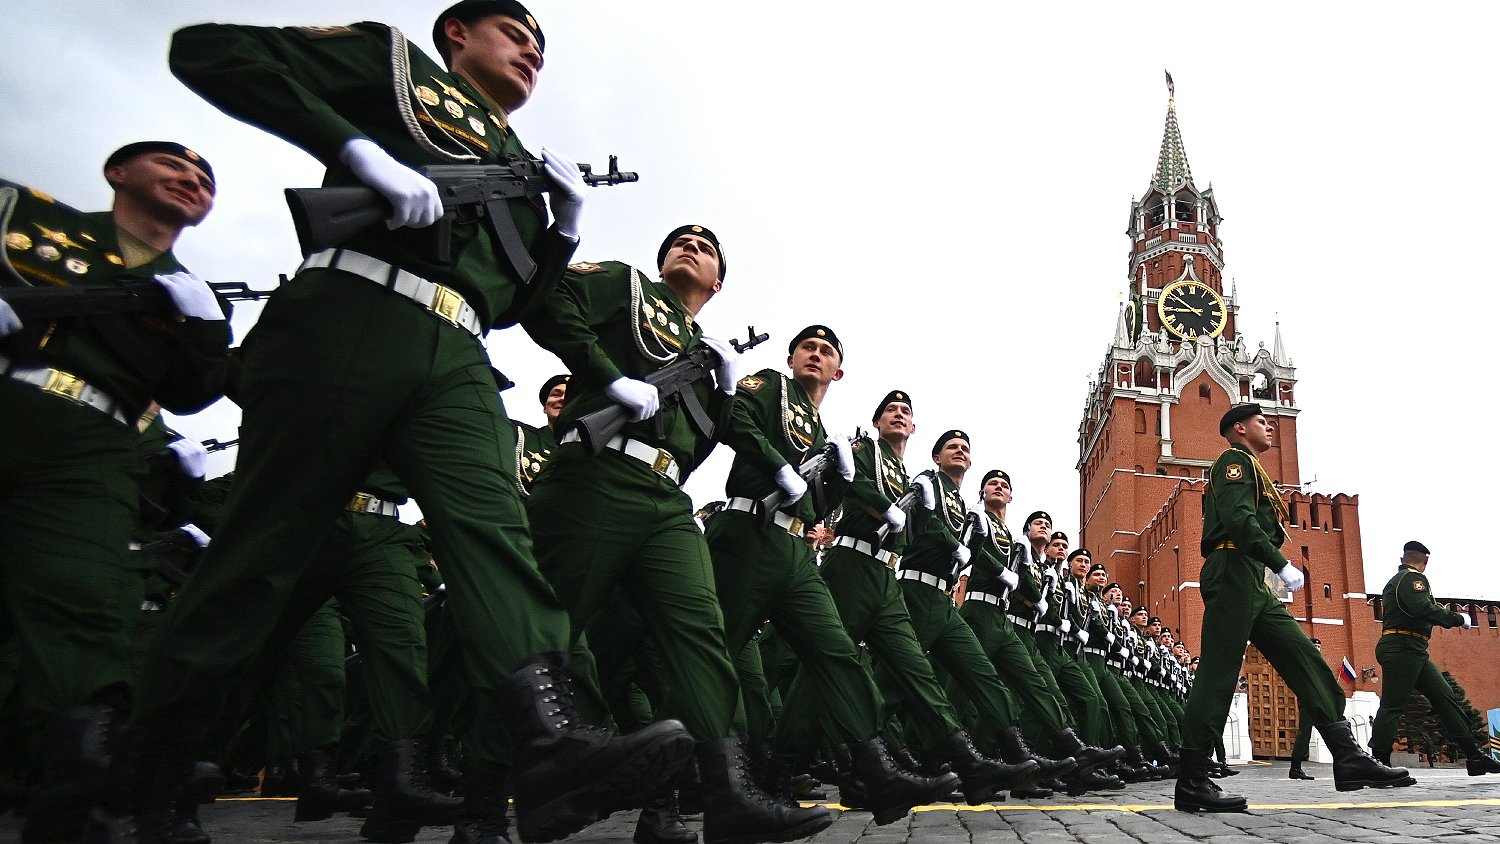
top-left (1156, 280), bottom-right (1227, 339)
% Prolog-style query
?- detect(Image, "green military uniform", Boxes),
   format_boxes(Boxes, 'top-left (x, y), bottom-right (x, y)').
top-left (1079, 586), bottom-right (1139, 748)
top-left (1033, 564), bottom-right (1109, 745)
top-left (1179, 444), bottom-right (1344, 748)
top-left (1104, 611), bottom-right (1168, 749)
top-left (1134, 632), bottom-right (1182, 747)
top-left (513, 420), bottom-right (558, 498)
top-left (785, 433), bottom-right (967, 748)
top-left (886, 469), bottom-right (1021, 753)
top-left (1, 193), bottom-right (229, 735)
top-left (705, 367), bottom-right (882, 753)
top-left (1369, 564), bottom-right (1471, 755)
top-left (143, 23), bottom-right (582, 749)
top-left (951, 514), bottom-right (1070, 755)
top-left (526, 260), bottom-right (737, 743)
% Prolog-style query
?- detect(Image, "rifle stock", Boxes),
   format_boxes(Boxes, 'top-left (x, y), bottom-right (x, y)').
top-left (1, 280), bottom-right (274, 321)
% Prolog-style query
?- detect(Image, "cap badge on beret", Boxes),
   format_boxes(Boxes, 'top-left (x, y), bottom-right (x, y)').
top-left (691, 226), bottom-right (703, 233)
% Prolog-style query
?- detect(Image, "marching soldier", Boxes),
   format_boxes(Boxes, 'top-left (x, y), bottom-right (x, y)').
top-left (133, 5), bottom-right (695, 844)
top-left (513, 374), bottom-right (567, 496)
top-left (1080, 563), bottom-right (1152, 780)
top-left (1175, 403), bottom-right (1411, 813)
top-left (1368, 541), bottom-right (1500, 776)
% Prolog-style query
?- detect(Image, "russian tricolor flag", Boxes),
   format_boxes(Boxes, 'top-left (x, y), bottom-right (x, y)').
top-left (1340, 657), bottom-right (1357, 683)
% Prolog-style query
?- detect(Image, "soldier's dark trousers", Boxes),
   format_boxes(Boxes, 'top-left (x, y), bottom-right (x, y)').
top-left (1181, 549), bottom-right (1344, 748)
top-left (267, 601), bottom-right (346, 758)
top-left (955, 601), bottom-right (1069, 745)
top-left (135, 273), bottom-right (570, 768)
top-left (1036, 636), bottom-right (1109, 746)
top-left (1084, 653), bottom-right (1139, 746)
top-left (527, 444), bottom-right (738, 743)
top-left (1370, 634), bottom-right (1475, 753)
top-left (1115, 671), bottom-right (1166, 745)
top-left (706, 510), bottom-right (881, 751)
top-left (1292, 711), bottom-right (1313, 762)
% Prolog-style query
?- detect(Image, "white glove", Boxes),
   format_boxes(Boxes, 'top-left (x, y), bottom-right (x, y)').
top-left (1462, 613), bottom-right (1474, 629)
top-left (1117, 647), bottom-right (1130, 661)
top-left (1060, 618), bottom-right (1072, 634)
top-left (153, 272), bottom-right (224, 321)
top-left (0, 298), bottom-right (22, 337)
top-left (998, 567), bottom-right (1019, 590)
top-left (1077, 629), bottom-right (1090, 645)
top-left (1276, 562), bottom-right (1305, 593)
top-left (1106, 632), bottom-right (1116, 646)
top-left (541, 147), bottom-right (587, 241)
top-left (167, 438), bottom-right (209, 478)
top-left (606, 377), bottom-right (660, 422)
top-left (1035, 599), bottom-right (1049, 618)
top-left (180, 523), bottom-right (211, 548)
top-left (883, 503), bottom-right (906, 534)
top-left (775, 464), bottom-right (807, 506)
top-left (952, 544), bottom-right (971, 567)
top-left (1131, 655), bottom-right (1140, 667)
top-left (913, 474), bottom-right (936, 510)
top-left (699, 335), bottom-right (741, 395)
top-left (339, 138), bottom-right (443, 229)
top-left (830, 433), bottom-right (855, 481)
top-left (967, 501), bottom-right (991, 537)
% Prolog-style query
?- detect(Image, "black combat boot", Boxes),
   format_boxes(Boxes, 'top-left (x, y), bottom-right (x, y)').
top-left (997, 726), bottom-right (1076, 783)
top-left (448, 762), bottom-right (510, 844)
top-left (1149, 739), bottom-right (1180, 777)
top-left (1288, 760), bottom-right (1314, 780)
top-left (359, 738), bottom-right (465, 842)
top-left (167, 761), bottom-right (227, 844)
top-left (745, 742), bottom-right (773, 793)
top-left (848, 737), bottom-right (960, 825)
top-left (1172, 746), bottom-right (1246, 813)
top-left (1217, 761), bottom-right (1239, 776)
top-left (296, 747), bottom-right (374, 822)
top-left (827, 745), bottom-right (867, 810)
top-left (940, 731), bottom-right (1041, 804)
top-left (1461, 735), bottom-right (1500, 776)
top-left (1319, 721), bottom-right (1414, 792)
top-left (120, 710), bottom-right (208, 844)
top-left (675, 761), bottom-right (704, 816)
top-left (23, 703), bottom-right (117, 843)
top-left (168, 797), bottom-right (210, 844)
top-left (696, 737), bottom-right (832, 844)
top-left (1055, 727), bottom-right (1123, 779)
top-left (1010, 784), bottom-right (1053, 799)
top-left (1369, 743), bottom-right (1392, 766)
top-left (633, 779), bottom-right (696, 844)
top-left (1065, 768), bottom-right (1124, 796)
top-left (428, 734), bottom-right (465, 795)
top-left (493, 652), bottom-right (694, 844)
top-left (1117, 746), bottom-right (1151, 783)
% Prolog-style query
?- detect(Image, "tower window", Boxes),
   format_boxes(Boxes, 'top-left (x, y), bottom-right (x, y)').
top-left (1135, 408), bottom-right (1147, 434)
top-left (1489, 606), bottom-right (1497, 628)
top-left (1199, 383), bottom-right (1212, 402)
top-left (1324, 584), bottom-right (1332, 599)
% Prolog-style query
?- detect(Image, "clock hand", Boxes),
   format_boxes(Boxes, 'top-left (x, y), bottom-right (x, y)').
top-left (1166, 295), bottom-right (1203, 316)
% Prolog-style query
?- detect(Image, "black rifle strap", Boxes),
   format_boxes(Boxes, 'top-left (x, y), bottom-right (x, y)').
top-left (484, 198), bottom-right (536, 285)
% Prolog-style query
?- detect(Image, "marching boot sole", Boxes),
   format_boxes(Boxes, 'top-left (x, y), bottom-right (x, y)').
top-left (703, 810), bottom-right (834, 844)
top-left (1334, 774), bottom-right (1416, 792)
top-left (360, 817), bottom-right (422, 844)
top-left (517, 732), bottom-right (695, 844)
top-left (1173, 797), bottom-right (1248, 813)
top-left (867, 773), bottom-right (961, 825)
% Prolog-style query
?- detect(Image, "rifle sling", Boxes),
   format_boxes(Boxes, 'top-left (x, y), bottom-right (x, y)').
top-left (484, 198), bottom-right (536, 285)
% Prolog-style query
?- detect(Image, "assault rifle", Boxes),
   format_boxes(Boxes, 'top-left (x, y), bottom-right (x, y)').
top-left (756, 439), bottom-right (847, 527)
top-left (284, 155), bottom-right (638, 281)
top-left (143, 437), bottom-right (240, 473)
top-left (137, 529), bottom-right (202, 587)
top-left (873, 484), bottom-right (923, 551)
top-left (572, 326), bottom-right (769, 455)
top-left (0, 280), bottom-right (274, 321)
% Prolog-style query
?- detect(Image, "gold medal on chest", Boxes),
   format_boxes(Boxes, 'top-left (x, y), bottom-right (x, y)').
top-left (469, 116), bottom-right (486, 135)
top-left (64, 258), bottom-right (89, 274)
top-left (444, 100), bottom-right (464, 118)
top-left (417, 86), bottom-right (441, 106)
top-left (4, 232), bottom-right (31, 250)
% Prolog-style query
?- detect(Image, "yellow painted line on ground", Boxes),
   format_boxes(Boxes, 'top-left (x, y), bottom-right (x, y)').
top-left (817, 798), bottom-right (1500, 813)
top-left (217, 797), bottom-right (297, 801)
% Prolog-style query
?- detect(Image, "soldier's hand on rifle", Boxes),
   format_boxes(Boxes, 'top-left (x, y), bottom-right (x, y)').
top-left (967, 500), bottom-right (991, 537)
top-left (1060, 618), bottom-right (1072, 635)
top-left (883, 503), bottom-right (907, 534)
top-left (913, 474), bottom-right (936, 510)
top-left (951, 543), bottom-right (971, 567)
top-left (180, 523), bottom-right (211, 548)
top-left (606, 376), bottom-right (660, 422)
top-left (167, 438), bottom-right (209, 478)
top-left (775, 464), bottom-right (807, 506)
top-left (829, 433), bottom-right (855, 481)
top-left (339, 138), bottom-right (443, 230)
top-left (1076, 629), bottom-right (1090, 645)
top-left (1275, 562), bottom-right (1305, 593)
top-left (541, 148), bottom-right (588, 241)
top-left (699, 335), bottom-right (742, 394)
top-left (154, 272), bottom-right (225, 321)
top-left (998, 567), bottom-right (1019, 590)
top-left (0, 298), bottom-right (21, 337)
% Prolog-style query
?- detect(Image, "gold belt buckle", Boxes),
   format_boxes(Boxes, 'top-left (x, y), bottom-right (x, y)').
top-left (430, 285), bottom-right (465, 328)
top-left (348, 492), bottom-right (372, 513)
top-left (43, 369), bottom-right (87, 401)
top-left (885, 552), bottom-right (900, 570)
top-left (786, 517), bottom-right (804, 537)
top-left (651, 448), bottom-right (674, 476)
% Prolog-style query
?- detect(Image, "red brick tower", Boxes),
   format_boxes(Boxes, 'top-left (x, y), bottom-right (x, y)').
top-left (1075, 84), bottom-right (1382, 742)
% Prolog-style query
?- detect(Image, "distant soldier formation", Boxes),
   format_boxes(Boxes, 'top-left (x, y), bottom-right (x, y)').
top-left (2, 3), bottom-right (1496, 844)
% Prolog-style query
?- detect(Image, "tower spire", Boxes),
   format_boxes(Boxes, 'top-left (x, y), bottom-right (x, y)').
top-left (1272, 320), bottom-right (1290, 366)
top-left (1153, 71), bottom-right (1193, 192)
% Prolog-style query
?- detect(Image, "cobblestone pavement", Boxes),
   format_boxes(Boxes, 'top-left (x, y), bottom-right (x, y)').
top-left (5, 762), bottom-right (1498, 844)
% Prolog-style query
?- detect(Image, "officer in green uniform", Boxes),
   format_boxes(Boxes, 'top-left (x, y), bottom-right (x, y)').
top-left (514, 374), bottom-right (567, 497)
top-left (1122, 604), bottom-right (1178, 766)
top-left (1175, 403), bottom-right (1412, 812)
top-left (1080, 562), bottom-right (1153, 780)
top-left (134, 6), bottom-right (694, 844)
top-left (1369, 541), bottom-right (1500, 775)
top-left (1, 141), bottom-right (230, 842)
top-left (706, 325), bottom-right (958, 823)
top-left (525, 226), bottom-right (833, 844)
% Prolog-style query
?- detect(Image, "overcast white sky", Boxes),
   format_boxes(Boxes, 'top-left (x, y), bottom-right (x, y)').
top-left (5, 2), bottom-right (1496, 600)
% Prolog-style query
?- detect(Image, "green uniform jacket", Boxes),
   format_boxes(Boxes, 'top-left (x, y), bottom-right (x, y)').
top-left (898, 470), bottom-right (965, 583)
top-left (545, 261), bottom-right (728, 475)
top-left (1380, 565), bottom-right (1464, 637)
top-left (720, 368), bottom-right (827, 526)
top-left (1005, 540), bottom-right (1046, 619)
top-left (836, 434), bottom-right (909, 553)
top-left (1201, 443), bottom-right (1289, 571)
top-left (965, 513), bottom-right (1013, 596)
top-left (512, 420), bottom-right (558, 498)
top-left (169, 22), bottom-right (577, 330)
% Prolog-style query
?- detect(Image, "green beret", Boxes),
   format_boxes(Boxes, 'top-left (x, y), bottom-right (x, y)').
top-left (1024, 511), bottom-right (1052, 529)
top-left (104, 142), bottom-right (214, 188)
top-left (981, 469), bottom-right (1011, 489)
top-left (1219, 402), bottom-right (1264, 436)
top-left (931, 429), bottom-right (969, 457)
top-left (872, 390), bottom-right (911, 424)
top-left (658, 225), bottom-right (725, 280)
top-left (788, 325), bottom-right (843, 361)
top-left (433, 0), bottom-right (544, 58)
top-left (538, 374), bottom-right (569, 405)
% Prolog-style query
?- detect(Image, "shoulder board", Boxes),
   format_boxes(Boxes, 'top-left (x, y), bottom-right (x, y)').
top-left (567, 262), bottom-right (607, 273)
top-left (737, 375), bottom-right (766, 391)
top-left (295, 25), bottom-right (358, 38)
